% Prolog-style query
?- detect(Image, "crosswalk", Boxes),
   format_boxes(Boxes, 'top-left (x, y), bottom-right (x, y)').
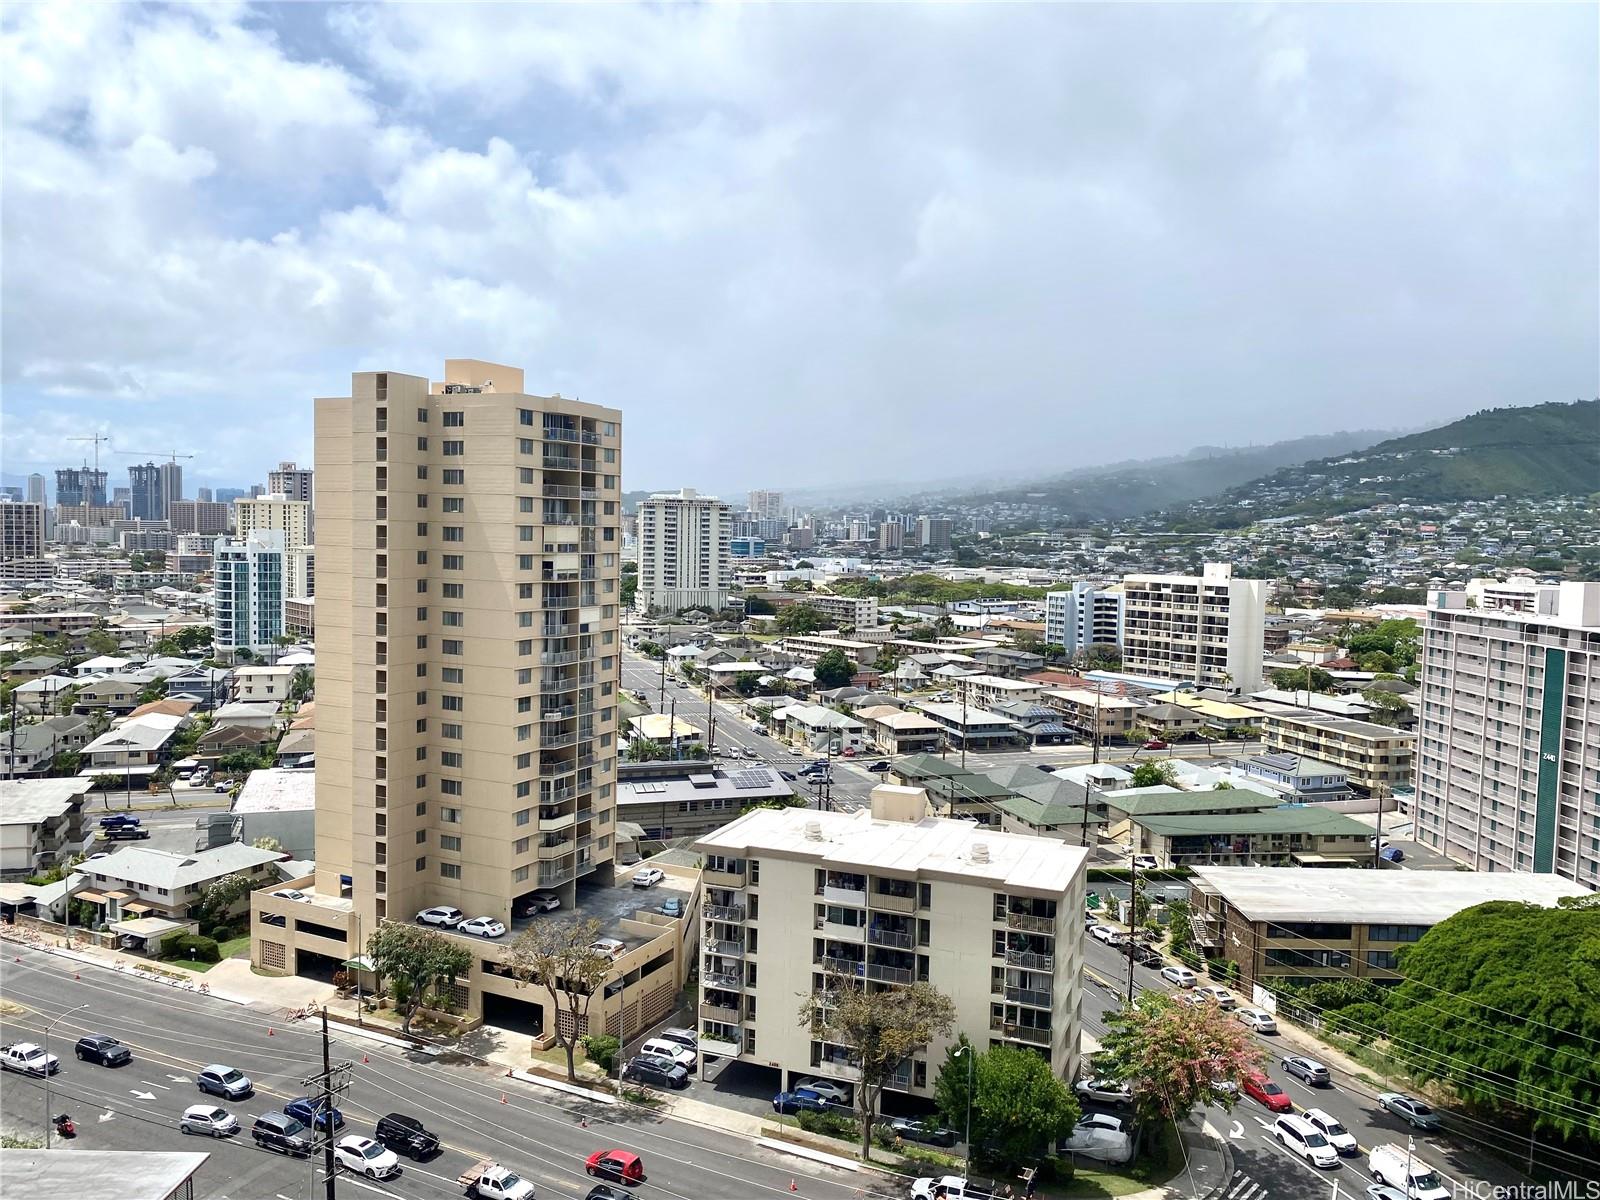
top-left (1222, 1169), bottom-right (1269, 1200)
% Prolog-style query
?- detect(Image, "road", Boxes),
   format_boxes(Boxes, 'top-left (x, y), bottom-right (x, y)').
top-left (0, 944), bottom-right (892, 1200)
top-left (1075, 934), bottom-right (1538, 1200)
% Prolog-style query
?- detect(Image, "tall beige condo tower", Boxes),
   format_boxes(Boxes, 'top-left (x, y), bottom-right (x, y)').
top-left (314, 360), bottom-right (624, 929)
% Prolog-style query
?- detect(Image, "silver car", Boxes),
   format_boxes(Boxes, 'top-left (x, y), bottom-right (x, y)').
top-left (181, 1104), bottom-right (239, 1138)
top-left (1378, 1092), bottom-right (1442, 1130)
top-left (1282, 1054), bottom-right (1332, 1085)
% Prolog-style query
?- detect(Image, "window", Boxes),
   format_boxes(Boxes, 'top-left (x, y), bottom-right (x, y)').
top-left (416, 437), bottom-right (428, 451)
top-left (441, 835), bottom-right (461, 851)
top-left (514, 866), bottom-right (530, 883)
top-left (416, 607), bottom-right (428, 621)
top-left (603, 448), bottom-right (616, 463)
top-left (518, 612), bottom-right (533, 627)
top-left (416, 802), bottom-right (426, 815)
top-left (416, 829), bottom-right (427, 844)
top-left (442, 667), bottom-right (463, 684)
top-left (416, 635), bottom-right (428, 649)
top-left (1368, 924), bottom-right (1429, 943)
top-left (416, 857), bottom-right (427, 872)
top-left (416, 550), bottom-right (428, 564)
top-left (443, 440), bottom-right (464, 456)
top-left (518, 438), bottom-right (535, 454)
top-left (517, 696), bottom-right (532, 713)
top-left (517, 554), bottom-right (534, 570)
top-left (443, 526), bottom-right (464, 542)
top-left (415, 719), bottom-right (427, 733)
top-left (443, 411), bottom-right (464, 427)
top-left (517, 583), bottom-right (534, 600)
top-left (442, 695), bottom-right (464, 711)
top-left (416, 747), bottom-right (427, 761)
top-left (444, 469), bottom-right (464, 485)
top-left (417, 465), bottom-right (428, 479)
top-left (514, 837), bottom-right (530, 854)
top-left (416, 407), bottom-right (428, 422)
top-left (519, 497), bottom-right (534, 513)
top-left (442, 723), bottom-right (463, 739)
top-left (443, 611), bottom-right (464, 627)
top-left (518, 526), bottom-right (534, 542)
top-left (515, 752), bottom-right (532, 769)
top-left (517, 640), bottom-right (532, 656)
top-left (443, 582), bottom-right (464, 599)
top-left (443, 497), bottom-right (464, 513)
top-left (441, 751), bottom-right (462, 767)
top-left (416, 579), bottom-right (428, 593)
top-left (441, 779), bottom-right (463, 795)
top-left (515, 808), bottom-right (531, 826)
top-left (516, 668), bottom-right (532, 685)
top-left (1366, 950), bottom-right (1398, 970)
top-left (443, 555), bottom-right (463, 570)
top-left (442, 639), bottom-right (463, 655)
top-left (515, 780), bottom-right (532, 797)
top-left (516, 724), bottom-right (532, 741)
top-left (603, 421), bottom-right (616, 437)
top-left (441, 863), bottom-right (461, 879)
top-left (441, 807), bottom-right (460, 823)
top-left (519, 408), bottom-right (534, 425)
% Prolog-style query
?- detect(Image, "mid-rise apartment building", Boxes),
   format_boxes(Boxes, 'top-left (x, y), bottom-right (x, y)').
top-left (168, 500), bottom-right (231, 536)
top-left (916, 516), bottom-right (954, 553)
top-left (1045, 582), bottom-right (1125, 657)
top-left (877, 521), bottom-right (904, 552)
top-left (0, 501), bottom-right (45, 561)
top-left (1415, 582), bottom-right (1600, 885)
top-left (212, 530), bottom-right (285, 656)
top-left (693, 789), bottom-right (1086, 1099)
top-left (635, 488), bottom-right (732, 613)
top-left (747, 489), bottom-right (784, 523)
top-left (775, 591), bottom-right (878, 632)
top-left (1259, 711), bottom-right (1414, 796)
top-left (268, 461), bottom-right (315, 505)
top-left (1121, 563), bottom-right (1264, 693)
top-left (235, 494), bottom-right (312, 599)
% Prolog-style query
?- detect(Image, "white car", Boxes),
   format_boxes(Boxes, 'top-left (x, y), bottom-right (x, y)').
top-left (639, 1038), bottom-right (696, 1071)
top-left (416, 906), bottom-right (464, 927)
top-left (271, 889), bottom-right (308, 902)
top-left (1074, 1077), bottom-right (1133, 1107)
top-left (180, 1104), bottom-right (239, 1138)
top-left (1194, 985), bottom-right (1237, 1009)
top-left (1159, 964), bottom-right (1197, 988)
top-left (1275, 1114), bottom-right (1340, 1168)
top-left (632, 867), bottom-right (665, 888)
top-left (1089, 925), bottom-right (1121, 945)
top-left (335, 1134), bottom-right (402, 1180)
top-left (791, 1077), bottom-right (851, 1105)
top-left (1236, 1008), bottom-right (1278, 1033)
top-left (1131, 855), bottom-right (1159, 870)
top-left (1303, 1107), bottom-right (1359, 1155)
top-left (911, 1177), bottom-right (989, 1200)
top-left (1075, 1112), bottom-right (1127, 1133)
top-left (458, 916), bottom-right (507, 939)
top-left (589, 937), bottom-right (626, 959)
top-left (1059, 1124), bottom-right (1133, 1164)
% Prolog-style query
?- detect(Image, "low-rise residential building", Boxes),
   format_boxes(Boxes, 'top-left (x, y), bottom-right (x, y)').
top-left (0, 715), bottom-right (92, 776)
top-left (910, 702), bottom-right (1017, 751)
top-left (80, 717), bottom-right (178, 775)
top-left (1234, 754), bottom-right (1353, 804)
top-left (230, 664), bottom-right (297, 703)
top-left (1131, 702), bottom-right (1211, 741)
top-left (1260, 711), bottom-right (1415, 796)
top-left (0, 778), bottom-right (89, 880)
top-left (626, 713), bottom-right (702, 749)
top-left (1041, 688), bottom-right (1141, 742)
top-left (692, 790), bottom-right (1088, 1101)
top-left (1100, 787), bottom-right (1281, 827)
top-left (853, 706), bottom-right (943, 756)
top-left (1187, 866), bottom-right (1590, 992)
top-left (617, 761), bottom-right (794, 842)
top-left (231, 768), bottom-right (316, 860)
top-left (953, 674), bottom-right (1046, 710)
top-left (1130, 805), bottom-right (1374, 869)
top-left (779, 635), bottom-right (880, 667)
top-left (777, 703), bottom-right (868, 753)
top-left (74, 841), bottom-right (283, 924)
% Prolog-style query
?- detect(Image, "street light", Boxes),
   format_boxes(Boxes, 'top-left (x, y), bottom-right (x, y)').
top-left (953, 1041), bottom-right (974, 1179)
top-left (43, 1003), bottom-right (88, 1146)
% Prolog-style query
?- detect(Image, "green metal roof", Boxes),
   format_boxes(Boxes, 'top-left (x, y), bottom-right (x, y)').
top-left (1133, 807), bottom-right (1375, 837)
top-left (995, 794), bottom-right (1098, 829)
top-left (1107, 788), bottom-right (1280, 817)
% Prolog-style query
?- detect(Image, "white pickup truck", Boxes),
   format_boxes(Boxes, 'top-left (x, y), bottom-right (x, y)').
top-left (459, 1160), bottom-right (536, 1200)
top-left (1, 1042), bottom-right (62, 1076)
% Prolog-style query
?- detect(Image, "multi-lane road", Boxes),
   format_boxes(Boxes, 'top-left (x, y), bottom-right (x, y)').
top-left (0, 944), bottom-right (886, 1200)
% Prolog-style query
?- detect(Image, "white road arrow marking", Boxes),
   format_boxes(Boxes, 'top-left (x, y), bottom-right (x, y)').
top-left (167, 1074), bottom-right (192, 1083)
top-left (130, 1089), bottom-right (156, 1100)
top-left (141, 1080), bottom-right (170, 1090)
top-left (1253, 1115), bottom-right (1274, 1130)
top-left (98, 1110), bottom-right (115, 1123)
top-left (1228, 1120), bottom-right (1246, 1139)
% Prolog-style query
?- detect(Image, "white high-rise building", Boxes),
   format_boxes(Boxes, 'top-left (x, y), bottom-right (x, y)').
top-left (26, 474), bottom-right (46, 505)
top-left (747, 489), bottom-right (784, 523)
top-left (1120, 563), bottom-right (1264, 693)
top-left (636, 488), bottom-right (732, 613)
top-left (1045, 582), bottom-right (1125, 657)
top-left (213, 529), bottom-right (285, 656)
top-left (1415, 581), bottom-right (1600, 887)
top-left (235, 494), bottom-right (313, 599)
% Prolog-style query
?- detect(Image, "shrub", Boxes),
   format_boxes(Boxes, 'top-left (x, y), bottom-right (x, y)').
top-left (580, 1033), bottom-right (620, 1071)
top-left (165, 934), bottom-right (220, 963)
top-left (795, 1108), bottom-right (858, 1141)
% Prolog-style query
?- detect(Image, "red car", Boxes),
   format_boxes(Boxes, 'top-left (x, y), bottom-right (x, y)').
top-left (585, 1149), bottom-right (645, 1185)
top-left (1142, 739), bottom-right (1168, 750)
top-left (1243, 1072), bottom-right (1292, 1113)
top-left (841, 747), bottom-right (857, 758)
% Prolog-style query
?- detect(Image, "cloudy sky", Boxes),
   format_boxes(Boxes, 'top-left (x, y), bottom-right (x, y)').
top-left (2, 3), bottom-right (1595, 499)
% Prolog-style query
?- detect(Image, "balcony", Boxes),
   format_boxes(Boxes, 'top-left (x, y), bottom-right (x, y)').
top-left (1006, 911), bottom-right (1055, 934)
top-left (822, 883), bottom-right (867, 907)
top-left (1005, 984), bottom-right (1053, 1008)
top-left (704, 903), bottom-right (746, 923)
top-left (699, 1001), bottom-right (742, 1024)
top-left (699, 1031), bottom-right (742, 1058)
top-left (538, 839), bottom-right (576, 860)
top-left (994, 1020), bottom-right (1052, 1047)
top-left (867, 926), bottom-right (914, 951)
top-left (817, 956), bottom-right (864, 977)
top-left (1006, 949), bottom-right (1054, 971)
top-left (866, 962), bottom-right (914, 985)
top-left (707, 939), bottom-right (744, 959)
top-left (816, 918), bottom-right (866, 944)
top-left (538, 863), bottom-right (576, 887)
top-left (869, 889), bottom-right (917, 914)
top-left (540, 731), bottom-right (579, 749)
top-left (704, 868), bottom-right (746, 890)
top-left (541, 650), bottom-right (581, 666)
top-left (702, 967), bottom-right (742, 990)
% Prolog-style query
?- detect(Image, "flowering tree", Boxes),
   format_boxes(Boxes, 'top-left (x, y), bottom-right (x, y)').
top-left (1097, 992), bottom-right (1262, 1155)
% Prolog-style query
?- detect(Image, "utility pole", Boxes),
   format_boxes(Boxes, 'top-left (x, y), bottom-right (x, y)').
top-left (1126, 850), bottom-right (1139, 1007)
top-left (658, 653), bottom-right (665, 706)
top-left (1092, 686), bottom-right (1102, 765)
top-left (959, 687), bottom-right (968, 770)
top-left (300, 1008), bottom-right (352, 1200)
top-left (668, 696), bottom-right (677, 761)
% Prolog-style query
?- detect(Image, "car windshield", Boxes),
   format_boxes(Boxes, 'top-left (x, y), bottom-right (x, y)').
top-left (1263, 1083), bottom-right (1284, 1095)
top-left (1413, 1172), bottom-right (1443, 1189)
top-left (361, 1143), bottom-right (386, 1159)
top-left (220, 1069), bottom-right (243, 1083)
top-left (1409, 1102), bottom-right (1434, 1115)
top-left (1304, 1132), bottom-right (1328, 1146)
top-left (283, 1119), bottom-right (307, 1135)
top-left (499, 1173), bottom-right (523, 1188)
top-left (206, 1108), bottom-right (227, 1120)
top-left (1323, 1120), bottom-right (1347, 1136)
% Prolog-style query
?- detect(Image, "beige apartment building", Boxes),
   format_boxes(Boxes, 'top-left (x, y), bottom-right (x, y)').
top-left (1260, 710), bottom-right (1414, 796)
top-left (235, 494), bottom-right (313, 599)
top-left (252, 361), bottom-right (656, 1020)
top-left (1121, 562), bottom-right (1265, 693)
top-left (0, 501), bottom-right (45, 561)
top-left (693, 787), bottom-right (1087, 1100)
top-left (635, 488), bottom-right (733, 614)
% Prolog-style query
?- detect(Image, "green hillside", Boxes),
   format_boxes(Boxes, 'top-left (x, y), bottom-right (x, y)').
top-left (1187, 400), bottom-right (1598, 521)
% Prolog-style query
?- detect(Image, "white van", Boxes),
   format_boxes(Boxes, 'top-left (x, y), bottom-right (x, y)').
top-left (1368, 1144), bottom-right (1450, 1200)
top-left (639, 1038), bottom-right (696, 1072)
top-left (1272, 1114), bottom-right (1338, 1168)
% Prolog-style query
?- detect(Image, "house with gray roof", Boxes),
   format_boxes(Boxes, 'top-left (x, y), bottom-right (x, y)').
top-left (73, 841), bottom-right (283, 923)
top-left (0, 777), bottom-right (89, 879)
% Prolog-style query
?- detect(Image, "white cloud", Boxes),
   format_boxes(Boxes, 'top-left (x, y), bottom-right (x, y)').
top-left (2, 2), bottom-right (1594, 494)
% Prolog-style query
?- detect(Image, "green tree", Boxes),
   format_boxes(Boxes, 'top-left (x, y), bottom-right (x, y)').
top-left (813, 649), bottom-right (856, 690)
top-left (625, 738), bottom-right (668, 763)
top-left (743, 595), bottom-right (775, 616)
top-left (84, 627), bottom-right (119, 657)
top-left (1098, 992), bottom-right (1262, 1155)
top-left (365, 921), bottom-right (474, 1035)
top-left (783, 579), bottom-right (814, 592)
top-left (217, 749), bottom-right (263, 775)
top-left (49, 751), bottom-right (81, 778)
top-left (1269, 666), bottom-right (1336, 694)
top-left (798, 979), bottom-right (956, 1158)
top-left (774, 604), bottom-right (828, 635)
top-left (732, 672), bottom-right (762, 697)
top-left (935, 1041), bottom-right (1080, 1175)
top-left (196, 872), bottom-right (257, 935)
top-left (1128, 761), bottom-right (1177, 788)
top-left (1075, 642), bottom-right (1122, 671)
top-left (1384, 896), bottom-right (1600, 1140)
top-left (289, 666), bottom-right (314, 703)
top-left (505, 916), bottom-right (616, 1081)
top-left (1360, 687), bottom-right (1410, 727)
top-left (620, 562), bottom-right (638, 609)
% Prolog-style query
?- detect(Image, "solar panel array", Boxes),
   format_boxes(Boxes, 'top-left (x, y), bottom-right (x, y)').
top-left (729, 768), bottom-right (775, 790)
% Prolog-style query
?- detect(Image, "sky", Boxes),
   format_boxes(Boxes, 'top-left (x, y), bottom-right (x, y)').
top-left (2, 3), bottom-right (1595, 499)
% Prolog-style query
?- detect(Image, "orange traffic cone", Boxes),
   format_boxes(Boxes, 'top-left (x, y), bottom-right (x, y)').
top-left (499, 1093), bottom-right (508, 1104)
top-left (362, 1055), bottom-right (369, 1064)
top-left (267, 1028), bottom-right (275, 1037)
top-left (580, 1117), bottom-right (588, 1129)
top-left (790, 1181), bottom-right (798, 1192)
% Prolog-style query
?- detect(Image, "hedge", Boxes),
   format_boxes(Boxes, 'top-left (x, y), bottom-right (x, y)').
top-left (164, 934), bottom-right (221, 963)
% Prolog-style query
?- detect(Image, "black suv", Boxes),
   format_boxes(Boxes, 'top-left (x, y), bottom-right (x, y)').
top-left (251, 1111), bottom-right (312, 1157)
top-left (621, 1055), bottom-right (689, 1090)
top-left (74, 1035), bottom-right (132, 1067)
top-left (375, 1112), bottom-right (440, 1159)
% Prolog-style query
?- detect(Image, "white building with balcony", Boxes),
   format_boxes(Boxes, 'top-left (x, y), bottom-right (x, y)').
top-left (692, 786), bottom-right (1088, 1101)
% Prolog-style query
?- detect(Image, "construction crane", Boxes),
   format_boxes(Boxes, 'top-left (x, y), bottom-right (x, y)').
top-left (116, 449), bottom-right (197, 463)
top-left (68, 433), bottom-right (112, 473)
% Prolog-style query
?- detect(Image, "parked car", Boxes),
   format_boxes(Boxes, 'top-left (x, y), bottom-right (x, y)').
top-left (1159, 964), bottom-right (1198, 988)
top-left (513, 893), bottom-right (561, 917)
top-left (74, 1034), bottom-right (132, 1067)
top-left (791, 1077), bottom-right (851, 1105)
top-left (658, 897), bottom-right (684, 918)
top-left (1142, 739), bottom-right (1168, 750)
top-left (458, 916), bottom-right (507, 939)
top-left (1129, 944), bottom-right (1164, 967)
top-left (1058, 1124), bottom-right (1133, 1165)
top-left (589, 937), bottom-right (626, 959)
top-left (1378, 1093), bottom-right (1442, 1130)
top-left (632, 867), bottom-right (665, 888)
top-left (252, 1111), bottom-right (312, 1157)
top-left (771, 1089), bottom-right (833, 1115)
top-left (375, 1112), bottom-right (440, 1159)
top-left (1074, 1113), bottom-right (1127, 1134)
top-left (99, 814), bottom-right (141, 830)
top-left (1281, 1055), bottom-right (1332, 1086)
top-left (1303, 1107), bottom-right (1359, 1155)
top-left (416, 905), bottom-right (465, 927)
top-left (181, 1105), bottom-right (239, 1138)
top-left (1235, 1008), bottom-right (1278, 1033)
top-left (1132, 855), bottom-right (1159, 870)
top-left (1243, 1072), bottom-right (1293, 1113)
top-left (887, 1117), bottom-right (958, 1146)
top-left (1073, 1077), bottom-right (1132, 1107)
top-left (656, 1028), bottom-right (698, 1051)
top-left (586, 1186), bottom-right (632, 1200)
top-left (196, 1065), bottom-right (252, 1100)
top-left (1194, 986), bottom-right (1237, 1010)
top-left (335, 1135), bottom-right (402, 1180)
top-left (621, 1055), bottom-right (689, 1090)
top-left (779, 771), bottom-right (798, 781)
top-left (910, 1176), bottom-right (995, 1200)
top-left (584, 1149), bottom-right (646, 1184)
top-left (639, 1038), bottom-right (696, 1072)
top-left (840, 747), bottom-right (857, 757)
top-left (1274, 1114), bottom-right (1340, 1168)
top-left (1380, 845), bottom-right (1406, 863)
top-left (284, 1095), bottom-right (344, 1131)
top-left (1089, 924), bottom-right (1122, 945)
top-left (270, 888), bottom-right (308, 902)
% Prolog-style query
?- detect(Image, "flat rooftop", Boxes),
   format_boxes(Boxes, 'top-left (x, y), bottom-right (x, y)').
top-left (0, 1150), bottom-right (209, 1199)
top-left (1191, 866), bottom-right (1592, 925)
top-left (232, 767), bottom-right (315, 812)
top-left (0, 777), bottom-right (88, 822)
top-left (696, 807), bottom-right (1087, 896)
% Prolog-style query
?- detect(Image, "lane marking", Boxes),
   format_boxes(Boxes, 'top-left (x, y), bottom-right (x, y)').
top-left (141, 1080), bottom-right (172, 1090)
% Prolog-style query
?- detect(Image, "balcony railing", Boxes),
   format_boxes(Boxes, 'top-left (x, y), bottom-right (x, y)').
top-left (1005, 984), bottom-right (1053, 1008)
top-left (866, 962), bottom-right (914, 985)
top-left (869, 889), bottom-right (917, 914)
top-left (538, 864), bottom-right (576, 887)
top-left (540, 731), bottom-right (579, 749)
top-left (707, 939), bottom-right (744, 958)
top-left (867, 926), bottom-right (914, 950)
top-left (699, 1001), bottom-right (742, 1024)
top-left (816, 919), bottom-right (866, 944)
top-left (822, 883), bottom-right (867, 906)
top-left (817, 956), bottom-right (864, 976)
top-left (704, 903), bottom-right (746, 922)
top-left (699, 1031), bottom-right (742, 1058)
top-left (995, 1021), bottom-right (1052, 1046)
top-left (1006, 949), bottom-right (1054, 971)
top-left (1006, 911), bottom-right (1055, 934)
top-left (702, 968), bottom-right (742, 991)
top-left (704, 868), bottom-right (746, 890)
